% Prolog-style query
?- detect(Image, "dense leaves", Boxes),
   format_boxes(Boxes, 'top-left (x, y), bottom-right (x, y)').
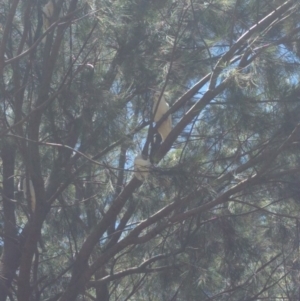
top-left (1, 0), bottom-right (300, 300)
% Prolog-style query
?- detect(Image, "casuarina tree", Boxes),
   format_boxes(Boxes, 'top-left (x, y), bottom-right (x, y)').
top-left (1, 1), bottom-right (300, 300)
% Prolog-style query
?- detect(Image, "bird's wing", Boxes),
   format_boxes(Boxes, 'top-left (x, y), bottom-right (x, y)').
top-left (42, 1), bottom-right (54, 17)
top-left (158, 118), bottom-right (172, 142)
top-left (153, 96), bottom-right (169, 122)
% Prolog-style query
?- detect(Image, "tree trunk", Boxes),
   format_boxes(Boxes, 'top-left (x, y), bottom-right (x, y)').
top-left (95, 269), bottom-right (109, 301)
top-left (0, 143), bottom-right (19, 301)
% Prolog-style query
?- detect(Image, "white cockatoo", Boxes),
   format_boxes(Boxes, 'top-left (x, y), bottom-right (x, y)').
top-left (134, 154), bottom-right (151, 181)
top-left (42, 0), bottom-right (55, 30)
top-left (22, 178), bottom-right (36, 212)
top-left (152, 93), bottom-right (172, 142)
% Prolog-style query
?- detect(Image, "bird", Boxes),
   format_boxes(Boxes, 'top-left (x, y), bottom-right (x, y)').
top-left (21, 177), bottom-right (36, 213)
top-left (134, 154), bottom-right (151, 181)
top-left (42, 0), bottom-right (55, 31)
top-left (152, 92), bottom-right (172, 142)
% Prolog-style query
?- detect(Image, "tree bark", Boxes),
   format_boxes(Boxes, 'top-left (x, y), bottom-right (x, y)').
top-left (95, 268), bottom-right (109, 301)
top-left (0, 143), bottom-right (19, 301)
